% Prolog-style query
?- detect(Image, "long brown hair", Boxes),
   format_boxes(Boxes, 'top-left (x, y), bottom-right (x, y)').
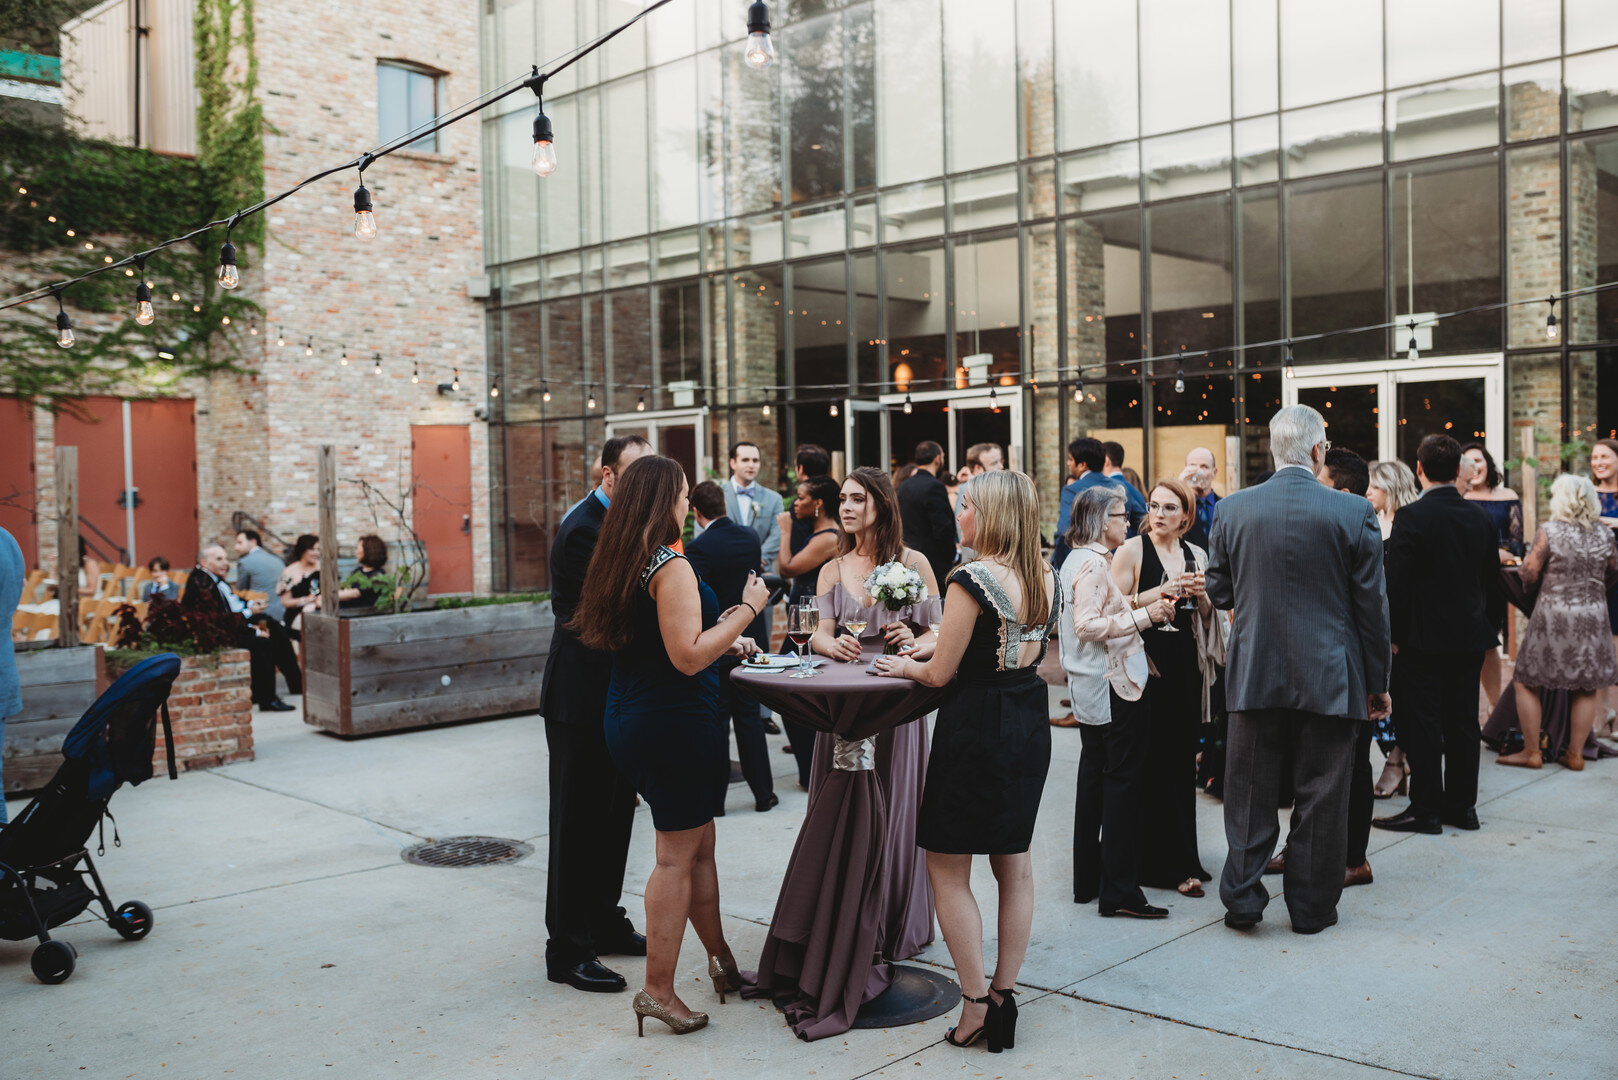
top-left (963, 470), bottom-right (1050, 625)
top-left (840, 466), bottom-right (905, 564)
top-left (571, 456), bottom-right (686, 653)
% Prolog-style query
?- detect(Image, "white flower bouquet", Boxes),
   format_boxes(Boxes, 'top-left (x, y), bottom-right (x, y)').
top-left (863, 561), bottom-right (928, 612)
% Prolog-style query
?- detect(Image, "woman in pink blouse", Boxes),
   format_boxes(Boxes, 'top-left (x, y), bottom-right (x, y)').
top-left (1058, 486), bottom-right (1174, 918)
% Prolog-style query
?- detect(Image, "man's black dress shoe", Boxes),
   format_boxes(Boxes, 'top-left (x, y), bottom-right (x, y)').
top-left (763, 716), bottom-right (781, 735)
top-left (597, 931), bottom-right (647, 957)
top-left (1291, 912), bottom-right (1339, 935)
top-left (1100, 902), bottom-right (1168, 919)
top-left (1441, 808), bottom-right (1480, 830)
top-left (755, 793), bottom-right (779, 812)
top-left (1073, 890), bottom-right (1097, 905)
top-left (1224, 911), bottom-right (1262, 930)
top-left (258, 699), bottom-right (295, 712)
top-left (547, 959), bottom-right (628, 992)
top-left (1371, 809), bottom-right (1441, 834)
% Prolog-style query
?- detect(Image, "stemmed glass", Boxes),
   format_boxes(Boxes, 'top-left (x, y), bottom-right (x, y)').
top-left (787, 600), bottom-right (820, 679)
top-left (1157, 571), bottom-right (1181, 632)
top-left (842, 596), bottom-right (873, 663)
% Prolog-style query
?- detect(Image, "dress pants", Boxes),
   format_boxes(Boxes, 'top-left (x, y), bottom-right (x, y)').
top-left (240, 616), bottom-right (302, 704)
top-left (1345, 721), bottom-right (1373, 867)
top-left (543, 718), bottom-right (638, 972)
top-left (719, 658), bottom-right (774, 806)
top-left (1073, 692), bottom-right (1150, 909)
top-left (1221, 709), bottom-right (1357, 929)
top-left (1396, 650), bottom-right (1485, 822)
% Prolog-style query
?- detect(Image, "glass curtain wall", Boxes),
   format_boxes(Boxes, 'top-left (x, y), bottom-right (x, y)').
top-left (481, 0), bottom-right (1618, 587)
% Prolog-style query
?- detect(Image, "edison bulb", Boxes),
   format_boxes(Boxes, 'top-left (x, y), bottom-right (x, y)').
top-left (57, 326), bottom-right (74, 348)
top-left (745, 31), bottom-right (776, 69)
top-left (829, 402), bottom-right (839, 417)
top-left (1174, 377), bottom-right (1185, 394)
top-left (354, 209), bottom-right (377, 240)
top-left (136, 301), bottom-right (154, 325)
top-left (217, 263), bottom-right (239, 289)
top-left (532, 139), bottom-right (558, 178)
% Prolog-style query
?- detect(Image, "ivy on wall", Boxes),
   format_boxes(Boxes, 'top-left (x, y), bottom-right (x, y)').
top-left (0, 0), bottom-right (264, 408)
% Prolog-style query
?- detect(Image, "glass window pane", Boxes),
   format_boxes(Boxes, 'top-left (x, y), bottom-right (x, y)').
top-left (732, 268), bottom-right (784, 412)
top-left (953, 234), bottom-right (1021, 388)
top-left (1504, 0), bottom-right (1560, 67)
top-left (1568, 47), bottom-right (1618, 135)
top-left (1233, 0), bottom-right (1278, 117)
top-left (539, 97), bottom-right (580, 252)
top-left (886, 243), bottom-right (949, 394)
top-left (1506, 144), bottom-right (1561, 348)
top-left (1298, 383), bottom-right (1380, 463)
top-left (1507, 62), bottom-right (1562, 142)
top-left (1066, 209), bottom-right (1142, 373)
top-left (851, 195), bottom-right (877, 247)
top-left (1056, 0), bottom-right (1139, 150)
top-left (1023, 159), bottom-right (1057, 220)
top-left (607, 288), bottom-right (652, 413)
top-left (1388, 74), bottom-right (1500, 161)
top-left (580, 90), bottom-right (603, 245)
top-left (602, 77), bottom-right (648, 240)
top-left (790, 257), bottom-right (848, 392)
top-left (607, 240), bottom-right (651, 287)
top-left (1151, 375), bottom-right (1236, 473)
top-left (1568, 0), bottom-right (1618, 53)
top-left (789, 201), bottom-right (846, 258)
top-left (1396, 377), bottom-right (1487, 468)
top-left (409, 69), bottom-right (436, 151)
top-left (1391, 155), bottom-right (1502, 356)
top-left (1239, 189), bottom-right (1281, 354)
top-left (1236, 116), bottom-right (1279, 185)
top-left (1027, 221), bottom-right (1059, 382)
top-left (1287, 171), bottom-right (1384, 362)
top-left (1142, 125), bottom-right (1232, 200)
top-left (943, 0), bottom-right (1017, 171)
top-left (882, 181), bottom-right (946, 241)
top-left (1386, 1), bottom-right (1498, 89)
top-left (727, 48), bottom-right (782, 215)
top-left (731, 210), bottom-right (784, 266)
top-left (599, 0), bottom-right (647, 82)
top-left (1569, 134), bottom-right (1618, 343)
top-left (785, 13), bottom-right (845, 204)
top-left (647, 0), bottom-right (697, 65)
top-left (652, 59), bottom-right (701, 230)
top-left (656, 230), bottom-right (701, 279)
top-left (1280, 0), bottom-right (1381, 109)
top-left (657, 280), bottom-right (704, 411)
top-left (377, 65), bottom-right (405, 143)
top-left (1060, 143), bottom-right (1140, 212)
top-left (500, 110), bottom-right (539, 263)
top-left (854, 252), bottom-right (880, 391)
top-left (847, 5), bottom-right (877, 191)
top-left (1282, 96), bottom-right (1383, 178)
top-left (1018, 0), bottom-right (1056, 156)
top-left (1140, 0), bottom-right (1230, 135)
top-left (950, 168), bottom-right (1019, 232)
top-left (492, 0), bottom-right (536, 94)
top-left (1148, 194), bottom-right (1233, 359)
top-left (877, 0), bottom-right (943, 185)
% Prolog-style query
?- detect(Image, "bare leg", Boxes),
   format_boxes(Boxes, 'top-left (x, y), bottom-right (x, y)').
top-left (927, 852), bottom-right (989, 1038)
top-left (643, 825), bottom-right (705, 1017)
top-left (1498, 681), bottom-right (1544, 767)
top-left (684, 823), bottom-right (735, 970)
top-left (1480, 650), bottom-right (1502, 712)
top-left (987, 851), bottom-right (1034, 998)
top-left (1566, 691), bottom-right (1597, 770)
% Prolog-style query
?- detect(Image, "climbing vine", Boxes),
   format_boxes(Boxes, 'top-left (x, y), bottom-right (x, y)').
top-left (0, 0), bottom-right (264, 408)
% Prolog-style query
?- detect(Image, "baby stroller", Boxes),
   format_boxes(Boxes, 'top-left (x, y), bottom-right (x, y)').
top-left (0, 652), bottom-right (181, 983)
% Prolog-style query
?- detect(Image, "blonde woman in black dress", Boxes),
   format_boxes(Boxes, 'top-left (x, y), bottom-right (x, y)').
top-left (872, 470), bottom-right (1057, 1055)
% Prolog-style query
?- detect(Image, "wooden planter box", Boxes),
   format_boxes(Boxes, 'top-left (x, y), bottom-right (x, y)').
top-left (301, 601), bottom-right (553, 737)
top-left (154, 650), bottom-right (255, 773)
top-left (5, 644), bottom-right (104, 794)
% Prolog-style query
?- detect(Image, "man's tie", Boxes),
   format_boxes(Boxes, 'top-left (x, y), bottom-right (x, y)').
top-left (735, 485), bottom-right (755, 498)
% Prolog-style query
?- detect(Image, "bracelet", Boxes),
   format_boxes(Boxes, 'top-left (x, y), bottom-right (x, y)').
top-left (740, 601), bottom-right (759, 619)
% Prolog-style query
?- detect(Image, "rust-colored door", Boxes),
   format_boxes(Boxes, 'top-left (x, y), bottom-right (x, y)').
top-left (412, 425), bottom-right (474, 594)
top-left (53, 397), bottom-right (127, 563)
top-left (129, 399), bottom-right (198, 568)
top-left (0, 397), bottom-right (38, 564)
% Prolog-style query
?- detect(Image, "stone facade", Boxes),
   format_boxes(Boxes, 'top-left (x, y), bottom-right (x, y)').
top-left (154, 649), bottom-right (254, 773)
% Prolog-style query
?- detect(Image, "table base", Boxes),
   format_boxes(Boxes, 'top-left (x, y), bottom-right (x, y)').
top-left (850, 964), bottom-right (959, 1028)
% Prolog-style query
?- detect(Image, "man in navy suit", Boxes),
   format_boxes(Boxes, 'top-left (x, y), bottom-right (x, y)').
top-left (541, 434), bottom-right (650, 993)
top-left (687, 480), bottom-right (776, 813)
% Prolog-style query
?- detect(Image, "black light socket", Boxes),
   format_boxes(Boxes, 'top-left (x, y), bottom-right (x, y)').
top-left (747, 0), bottom-right (770, 34)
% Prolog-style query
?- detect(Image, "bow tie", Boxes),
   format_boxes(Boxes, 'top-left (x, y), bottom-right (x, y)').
top-left (736, 486), bottom-right (756, 497)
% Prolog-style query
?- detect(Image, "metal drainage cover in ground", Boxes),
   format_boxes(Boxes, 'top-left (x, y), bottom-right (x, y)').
top-left (402, 836), bottom-right (533, 869)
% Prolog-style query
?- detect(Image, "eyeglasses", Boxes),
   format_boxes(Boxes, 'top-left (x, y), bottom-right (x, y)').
top-left (1319, 440), bottom-right (1332, 452)
top-left (1145, 502), bottom-right (1182, 513)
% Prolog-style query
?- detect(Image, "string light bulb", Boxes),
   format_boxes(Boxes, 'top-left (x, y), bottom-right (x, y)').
top-left (134, 277), bottom-right (154, 326)
top-left (1283, 347), bottom-right (1296, 380)
top-left (54, 293), bottom-right (73, 348)
top-left (248, 319), bottom-right (258, 335)
top-left (1546, 297), bottom-right (1559, 340)
top-left (636, 391), bottom-right (646, 411)
top-left (411, 362), bottom-right (420, 384)
top-left (373, 352), bottom-right (383, 376)
top-left (762, 389), bottom-right (772, 417)
top-left (1174, 369), bottom-right (1186, 394)
top-left (277, 327), bottom-right (286, 347)
top-left (1407, 321), bottom-right (1419, 363)
top-left (541, 380), bottom-right (551, 403)
top-left (531, 102), bottom-right (558, 178)
top-left (1074, 381), bottom-right (1084, 403)
top-left (451, 368), bottom-right (461, 392)
top-left (217, 236), bottom-right (239, 289)
top-left (490, 376), bottom-right (500, 398)
top-left (339, 347), bottom-right (349, 366)
top-left (745, 0), bottom-right (776, 69)
top-left (903, 393), bottom-right (913, 415)
top-left (305, 337), bottom-right (314, 357)
top-left (586, 385), bottom-right (597, 410)
top-left (829, 401), bottom-right (839, 417)
top-left (353, 174), bottom-right (377, 240)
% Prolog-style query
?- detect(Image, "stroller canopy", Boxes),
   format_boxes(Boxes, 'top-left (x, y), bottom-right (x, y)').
top-left (62, 653), bottom-right (182, 800)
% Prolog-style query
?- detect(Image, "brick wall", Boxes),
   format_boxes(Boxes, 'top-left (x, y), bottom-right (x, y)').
top-left (155, 649), bottom-right (255, 773)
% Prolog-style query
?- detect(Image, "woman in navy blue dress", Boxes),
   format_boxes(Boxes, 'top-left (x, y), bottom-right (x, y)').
top-left (573, 455), bottom-right (769, 1038)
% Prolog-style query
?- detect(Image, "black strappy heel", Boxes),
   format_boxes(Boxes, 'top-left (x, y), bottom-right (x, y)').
top-left (944, 992), bottom-right (996, 1049)
top-left (991, 986), bottom-right (1019, 1049)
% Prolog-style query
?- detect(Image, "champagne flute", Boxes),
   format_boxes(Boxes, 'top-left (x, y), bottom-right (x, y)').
top-left (842, 600), bottom-right (869, 664)
top-left (1157, 570), bottom-right (1180, 632)
top-left (787, 601), bottom-right (819, 678)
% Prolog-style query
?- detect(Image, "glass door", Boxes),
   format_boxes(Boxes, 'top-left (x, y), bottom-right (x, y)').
top-left (875, 388), bottom-right (1024, 475)
top-left (843, 399), bottom-right (887, 477)
top-left (1291, 376), bottom-right (1382, 465)
top-left (605, 408), bottom-right (708, 485)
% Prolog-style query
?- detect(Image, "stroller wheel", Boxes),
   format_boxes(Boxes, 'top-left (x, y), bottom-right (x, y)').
top-left (112, 901), bottom-right (154, 941)
top-left (31, 940), bottom-right (76, 984)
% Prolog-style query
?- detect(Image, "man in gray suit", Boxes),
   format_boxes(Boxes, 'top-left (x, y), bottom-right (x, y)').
top-left (1205, 405), bottom-right (1392, 935)
top-left (721, 440), bottom-right (783, 570)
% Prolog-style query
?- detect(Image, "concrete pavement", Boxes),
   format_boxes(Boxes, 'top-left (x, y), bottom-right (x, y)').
top-left (2, 693), bottom-right (1614, 1080)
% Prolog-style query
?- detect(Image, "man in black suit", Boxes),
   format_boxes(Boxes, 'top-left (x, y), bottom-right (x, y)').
top-left (897, 440), bottom-right (956, 585)
top-left (1375, 434), bottom-right (1501, 835)
top-left (181, 543), bottom-right (300, 711)
top-left (687, 480), bottom-right (775, 813)
top-left (541, 434), bottom-right (651, 993)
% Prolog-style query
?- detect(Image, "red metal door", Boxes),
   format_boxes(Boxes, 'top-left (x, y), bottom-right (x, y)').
top-left (412, 425), bottom-right (474, 594)
top-left (129, 399), bottom-right (198, 569)
top-left (0, 397), bottom-right (38, 564)
top-left (53, 397), bottom-right (127, 563)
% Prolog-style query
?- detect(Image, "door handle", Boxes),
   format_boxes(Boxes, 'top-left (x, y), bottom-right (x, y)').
top-left (461, 514), bottom-right (471, 535)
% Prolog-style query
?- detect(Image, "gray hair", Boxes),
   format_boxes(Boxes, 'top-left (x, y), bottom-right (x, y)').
top-left (1269, 405), bottom-right (1328, 468)
top-left (1549, 473), bottom-right (1601, 527)
top-left (1065, 485), bottom-right (1125, 549)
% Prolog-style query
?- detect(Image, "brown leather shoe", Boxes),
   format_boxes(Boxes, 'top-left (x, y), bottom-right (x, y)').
top-left (1343, 861), bottom-right (1373, 888)
top-left (1264, 848), bottom-right (1285, 874)
top-left (1050, 713), bottom-right (1081, 728)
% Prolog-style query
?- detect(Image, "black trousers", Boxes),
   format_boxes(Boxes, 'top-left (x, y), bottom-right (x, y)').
top-left (241, 616), bottom-right (301, 704)
top-left (1074, 694), bottom-right (1150, 909)
top-left (1345, 721), bottom-right (1373, 867)
top-left (1397, 649), bottom-right (1485, 821)
top-left (719, 660), bottom-right (774, 805)
top-left (544, 718), bottom-right (638, 971)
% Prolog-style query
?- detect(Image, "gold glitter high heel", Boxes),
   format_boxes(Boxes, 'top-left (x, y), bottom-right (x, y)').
top-left (708, 956), bottom-right (742, 1003)
top-left (632, 989), bottom-right (708, 1036)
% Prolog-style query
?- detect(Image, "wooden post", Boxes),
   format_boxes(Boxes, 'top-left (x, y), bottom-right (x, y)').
top-left (55, 445), bottom-right (79, 647)
top-left (1518, 421), bottom-right (1538, 539)
top-left (318, 445), bottom-right (340, 615)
